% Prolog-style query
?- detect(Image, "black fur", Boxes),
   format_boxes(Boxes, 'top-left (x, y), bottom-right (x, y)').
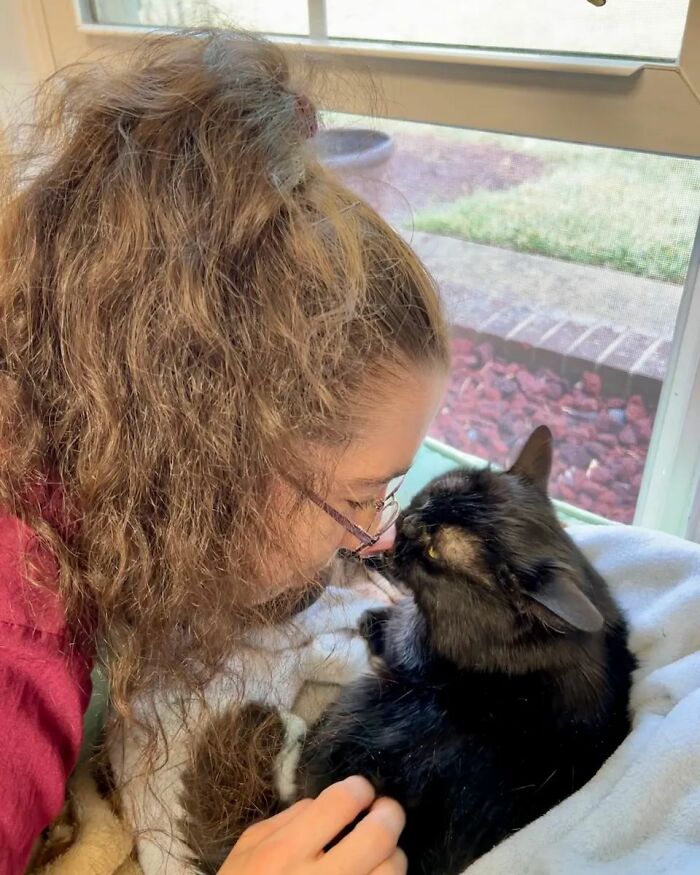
top-left (298, 427), bottom-right (636, 875)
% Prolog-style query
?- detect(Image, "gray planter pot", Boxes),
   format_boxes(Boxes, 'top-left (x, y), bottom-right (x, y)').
top-left (313, 128), bottom-right (394, 171)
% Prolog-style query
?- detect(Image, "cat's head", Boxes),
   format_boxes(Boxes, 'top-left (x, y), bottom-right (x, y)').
top-left (391, 426), bottom-right (616, 671)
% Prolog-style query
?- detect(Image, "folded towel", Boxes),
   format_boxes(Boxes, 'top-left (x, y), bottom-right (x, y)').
top-left (29, 765), bottom-right (140, 875)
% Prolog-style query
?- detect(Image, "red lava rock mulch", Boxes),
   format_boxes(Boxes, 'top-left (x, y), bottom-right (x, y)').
top-left (429, 338), bottom-right (656, 523)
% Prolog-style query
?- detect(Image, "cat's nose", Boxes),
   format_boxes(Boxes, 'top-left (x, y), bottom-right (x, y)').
top-left (400, 512), bottom-right (424, 540)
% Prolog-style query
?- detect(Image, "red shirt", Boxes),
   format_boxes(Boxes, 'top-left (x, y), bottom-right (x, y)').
top-left (0, 513), bottom-right (92, 874)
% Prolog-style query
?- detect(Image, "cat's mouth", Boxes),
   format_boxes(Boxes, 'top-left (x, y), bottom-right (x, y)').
top-left (389, 530), bottom-right (427, 570)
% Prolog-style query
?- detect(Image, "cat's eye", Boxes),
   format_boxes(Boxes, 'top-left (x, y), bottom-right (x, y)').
top-left (427, 544), bottom-right (440, 560)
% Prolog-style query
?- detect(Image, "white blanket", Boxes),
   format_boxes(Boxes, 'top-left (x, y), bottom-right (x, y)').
top-left (466, 524), bottom-right (700, 875)
top-left (115, 526), bottom-right (700, 875)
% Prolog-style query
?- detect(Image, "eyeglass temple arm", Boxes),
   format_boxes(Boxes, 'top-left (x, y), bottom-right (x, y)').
top-left (305, 490), bottom-right (376, 546)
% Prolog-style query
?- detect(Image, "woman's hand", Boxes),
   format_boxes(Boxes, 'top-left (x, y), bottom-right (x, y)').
top-left (218, 776), bottom-right (407, 874)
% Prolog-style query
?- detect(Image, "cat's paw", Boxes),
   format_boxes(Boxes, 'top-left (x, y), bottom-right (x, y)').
top-left (274, 712), bottom-right (307, 804)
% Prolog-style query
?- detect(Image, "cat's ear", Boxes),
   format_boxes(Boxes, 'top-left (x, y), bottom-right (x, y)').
top-left (509, 425), bottom-right (552, 493)
top-left (525, 571), bottom-right (604, 633)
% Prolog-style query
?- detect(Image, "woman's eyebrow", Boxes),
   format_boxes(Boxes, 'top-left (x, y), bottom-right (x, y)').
top-left (350, 468), bottom-right (408, 489)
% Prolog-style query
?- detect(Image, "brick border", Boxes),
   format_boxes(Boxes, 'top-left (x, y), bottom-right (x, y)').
top-left (440, 284), bottom-right (670, 380)
top-left (447, 300), bottom-right (666, 408)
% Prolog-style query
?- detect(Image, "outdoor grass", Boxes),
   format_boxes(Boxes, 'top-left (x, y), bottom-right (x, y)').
top-left (413, 144), bottom-right (700, 284)
top-left (324, 113), bottom-right (700, 284)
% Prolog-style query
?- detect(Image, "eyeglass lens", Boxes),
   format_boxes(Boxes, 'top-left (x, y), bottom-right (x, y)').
top-left (370, 477), bottom-right (404, 536)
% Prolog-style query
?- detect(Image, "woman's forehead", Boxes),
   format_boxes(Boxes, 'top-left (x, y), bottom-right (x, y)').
top-left (332, 370), bottom-right (446, 487)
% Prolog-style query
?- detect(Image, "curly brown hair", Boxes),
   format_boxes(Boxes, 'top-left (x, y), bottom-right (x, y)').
top-left (0, 30), bottom-right (448, 722)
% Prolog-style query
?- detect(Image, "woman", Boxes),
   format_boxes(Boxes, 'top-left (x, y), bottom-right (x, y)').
top-left (0, 29), bottom-right (449, 874)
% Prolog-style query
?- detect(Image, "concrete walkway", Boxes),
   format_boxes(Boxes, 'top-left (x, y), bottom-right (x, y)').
top-left (406, 230), bottom-right (681, 339)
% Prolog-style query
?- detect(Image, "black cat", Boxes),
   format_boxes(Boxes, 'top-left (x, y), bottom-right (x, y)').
top-left (298, 426), bottom-right (636, 875)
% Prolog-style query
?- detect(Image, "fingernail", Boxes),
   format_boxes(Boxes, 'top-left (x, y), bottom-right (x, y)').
top-left (369, 798), bottom-right (405, 832)
top-left (341, 775), bottom-right (375, 803)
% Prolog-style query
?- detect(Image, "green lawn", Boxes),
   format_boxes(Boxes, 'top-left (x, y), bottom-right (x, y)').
top-left (323, 114), bottom-right (700, 285)
top-left (412, 136), bottom-right (700, 284)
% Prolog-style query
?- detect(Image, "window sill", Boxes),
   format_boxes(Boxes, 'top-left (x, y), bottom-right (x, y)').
top-left (406, 437), bottom-right (613, 528)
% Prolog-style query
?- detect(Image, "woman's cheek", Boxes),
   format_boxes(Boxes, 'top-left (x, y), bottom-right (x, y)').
top-left (277, 511), bottom-right (342, 583)
top-left (303, 521), bottom-right (346, 568)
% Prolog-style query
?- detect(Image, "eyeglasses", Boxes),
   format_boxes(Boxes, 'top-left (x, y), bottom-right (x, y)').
top-left (305, 478), bottom-right (403, 556)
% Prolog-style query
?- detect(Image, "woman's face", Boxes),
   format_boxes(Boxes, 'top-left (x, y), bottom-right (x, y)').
top-left (259, 366), bottom-right (447, 601)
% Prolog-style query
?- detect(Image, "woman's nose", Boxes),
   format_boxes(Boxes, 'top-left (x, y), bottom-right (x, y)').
top-left (337, 507), bottom-right (376, 552)
top-left (359, 523), bottom-right (396, 557)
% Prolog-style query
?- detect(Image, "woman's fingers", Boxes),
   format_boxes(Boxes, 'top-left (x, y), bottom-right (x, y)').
top-left (230, 799), bottom-right (313, 853)
top-left (321, 796), bottom-right (406, 875)
top-left (219, 780), bottom-right (406, 875)
top-left (288, 776), bottom-right (376, 856)
top-left (372, 848), bottom-right (408, 875)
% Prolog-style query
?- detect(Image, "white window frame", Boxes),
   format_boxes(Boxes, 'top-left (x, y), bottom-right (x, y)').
top-left (51, 0), bottom-right (700, 157)
top-left (635, 226), bottom-right (700, 541)
top-left (11, 0), bottom-right (700, 540)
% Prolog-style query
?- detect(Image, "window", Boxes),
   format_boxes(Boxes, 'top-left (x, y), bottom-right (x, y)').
top-left (320, 114), bottom-right (699, 523)
top-left (23, 0), bottom-right (700, 539)
top-left (93, 0), bottom-right (691, 61)
top-left (324, 0), bottom-right (691, 61)
top-left (93, 1), bottom-right (309, 36)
